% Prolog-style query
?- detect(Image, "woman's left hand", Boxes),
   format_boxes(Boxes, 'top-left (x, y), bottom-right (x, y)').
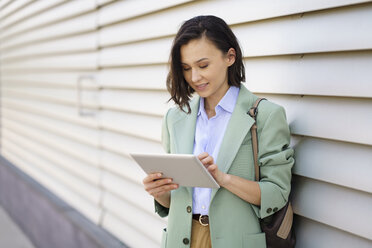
top-left (198, 152), bottom-right (228, 186)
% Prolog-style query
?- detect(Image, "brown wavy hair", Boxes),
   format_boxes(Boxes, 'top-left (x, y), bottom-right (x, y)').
top-left (166, 15), bottom-right (245, 114)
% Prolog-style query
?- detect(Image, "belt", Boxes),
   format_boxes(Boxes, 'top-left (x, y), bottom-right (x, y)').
top-left (192, 214), bottom-right (209, 226)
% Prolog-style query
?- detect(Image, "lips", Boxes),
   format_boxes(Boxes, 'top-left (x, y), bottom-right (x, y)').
top-left (195, 83), bottom-right (208, 91)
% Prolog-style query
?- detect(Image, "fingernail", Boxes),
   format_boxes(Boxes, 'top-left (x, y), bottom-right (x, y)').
top-left (157, 173), bottom-right (162, 177)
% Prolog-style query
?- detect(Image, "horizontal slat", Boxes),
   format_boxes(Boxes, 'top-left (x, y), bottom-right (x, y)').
top-left (2, 85), bottom-right (99, 108)
top-left (101, 130), bottom-right (163, 156)
top-left (0, 52), bottom-right (97, 71)
top-left (0, 0), bottom-right (65, 30)
top-left (1, 137), bottom-right (102, 207)
top-left (101, 150), bottom-right (146, 184)
top-left (102, 171), bottom-right (155, 215)
top-left (292, 176), bottom-right (372, 240)
top-left (98, 66), bottom-right (167, 90)
top-left (2, 107), bottom-right (100, 147)
top-left (2, 97), bottom-right (98, 128)
top-left (102, 212), bottom-right (158, 248)
top-left (1, 147), bottom-right (102, 224)
top-left (99, 37), bottom-right (172, 67)
top-left (99, 0), bottom-right (372, 48)
top-left (99, 110), bottom-right (162, 142)
top-left (100, 3), bottom-right (372, 66)
top-left (293, 137), bottom-right (372, 193)
top-left (1, 32), bottom-right (97, 60)
top-left (2, 117), bottom-right (100, 166)
top-left (2, 126), bottom-right (101, 185)
top-left (98, 0), bottom-right (191, 27)
top-left (0, 0), bottom-right (32, 20)
top-left (1, 71), bottom-right (96, 88)
top-left (103, 192), bottom-right (165, 244)
top-left (0, 0), bottom-right (96, 41)
top-left (0, 0), bottom-right (13, 11)
top-left (234, 3), bottom-right (372, 57)
top-left (295, 216), bottom-right (372, 248)
top-left (0, 12), bottom-right (97, 50)
top-left (100, 89), bottom-right (171, 116)
top-left (246, 51), bottom-right (372, 98)
top-left (256, 94), bottom-right (372, 146)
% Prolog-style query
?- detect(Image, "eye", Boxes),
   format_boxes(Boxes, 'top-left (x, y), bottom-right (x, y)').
top-left (182, 67), bottom-right (191, 71)
top-left (199, 64), bottom-right (209, 69)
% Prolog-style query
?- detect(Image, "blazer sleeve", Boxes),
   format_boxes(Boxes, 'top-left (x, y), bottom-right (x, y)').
top-left (154, 108), bottom-right (171, 217)
top-left (251, 105), bottom-right (294, 219)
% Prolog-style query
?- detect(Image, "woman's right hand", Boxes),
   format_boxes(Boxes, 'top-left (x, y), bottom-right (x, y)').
top-left (142, 173), bottom-right (178, 208)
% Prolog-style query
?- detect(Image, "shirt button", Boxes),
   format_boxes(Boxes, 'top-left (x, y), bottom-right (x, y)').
top-left (183, 238), bottom-right (189, 245)
top-left (266, 208), bottom-right (272, 214)
top-left (273, 207), bottom-right (278, 212)
top-left (186, 206), bottom-right (192, 213)
top-left (202, 205), bottom-right (205, 209)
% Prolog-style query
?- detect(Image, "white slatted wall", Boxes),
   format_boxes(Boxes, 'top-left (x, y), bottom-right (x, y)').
top-left (1, 1), bottom-right (371, 247)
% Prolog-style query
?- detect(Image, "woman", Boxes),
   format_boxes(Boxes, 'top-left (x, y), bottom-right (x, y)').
top-left (142, 15), bottom-right (294, 248)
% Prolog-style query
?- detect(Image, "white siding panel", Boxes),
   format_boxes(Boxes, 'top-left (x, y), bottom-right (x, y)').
top-left (101, 171), bottom-right (155, 215)
top-left (245, 51), bottom-right (372, 98)
top-left (2, 118), bottom-right (100, 166)
top-left (99, 110), bottom-right (162, 142)
top-left (1, 131), bottom-right (102, 205)
top-left (2, 97), bottom-right (98, 128)
top-left (235, 3), bottom-right (372, 57)
top-left (1, 32), bottom-right (97, 60)
top-left (2, 107), bottom-right (100, 147)
top-left (0, 0), bottom-right (96, 40)
top-left (101, 130), bottom-right (163, 156)
top-left (1, 147), bottom-right (102, 224)
top-left (1, 71), bottom-right (91, 88)
top-left (293, 138), bottom-right (372, 193)
top-left (100, 89), bottom-right (170, 116)
top-left (98, 0), bottom-right (191, 26)
top-left (0, 0), bottom-right (32, 20)
top-left (102, 212), bottom-right (159, 248)
top-left (99, 0), bottom-right (372, 47)
top-left (0, 52), bottom-right (97, 71)
top-left (3, 125), bottom-right (100, 185)
top-left (292, 176), bottom-right (372, 240)
top-left (2, 86), bottom-right (99, 108)
top-left (256, 94), bottom-right (372, 146)
top-left (103, 192), bottom-right (166, 244)
top-left (295, 217), bottom-right (372, 248)
top-left (101, 150), bottom-right (145, 184)
top-left (0, 0), bottom-right (65, 30)
top-left (98, 65), bottom-right (168, 90)
top-left (99, 37), bottom-right (172, 67)
top-left (0, 12), bottom-right (97, 50)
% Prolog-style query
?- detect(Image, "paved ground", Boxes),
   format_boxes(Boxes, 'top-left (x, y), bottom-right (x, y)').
top-left (0, 205), bottom-right (36, 248)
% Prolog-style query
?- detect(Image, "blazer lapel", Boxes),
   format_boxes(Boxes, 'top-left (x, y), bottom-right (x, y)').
top-left (211, 86), bottom-right (256, 201)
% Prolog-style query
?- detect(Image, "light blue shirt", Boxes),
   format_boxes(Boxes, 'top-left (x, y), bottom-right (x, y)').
top-left (192, 86), bottom-right (240, 215)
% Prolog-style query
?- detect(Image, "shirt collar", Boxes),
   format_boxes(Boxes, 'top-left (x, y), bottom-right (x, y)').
top-left (197, 86), bottom-right (240, 117)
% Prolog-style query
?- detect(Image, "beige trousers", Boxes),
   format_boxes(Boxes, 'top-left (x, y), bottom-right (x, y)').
top-left (190, 219), bottom-right (212, 248)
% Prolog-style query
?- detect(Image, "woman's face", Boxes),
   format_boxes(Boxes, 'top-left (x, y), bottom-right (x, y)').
top-left (180, 37), bottom-right (235, 104)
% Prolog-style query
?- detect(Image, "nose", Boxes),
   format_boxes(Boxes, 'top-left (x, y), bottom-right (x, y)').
top-left (191, 68), bottom-right (202, 83)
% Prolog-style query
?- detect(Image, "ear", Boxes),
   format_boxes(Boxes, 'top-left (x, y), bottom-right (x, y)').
top-left (226, 48), bottom-right (236, 67)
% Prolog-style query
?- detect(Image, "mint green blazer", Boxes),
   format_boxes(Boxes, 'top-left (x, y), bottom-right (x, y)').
top-left (156, 85), bottom-right (294, 248)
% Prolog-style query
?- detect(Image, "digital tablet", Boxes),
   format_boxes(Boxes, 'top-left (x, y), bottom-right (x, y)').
top-left (129, 153), bottom-right (220, 188)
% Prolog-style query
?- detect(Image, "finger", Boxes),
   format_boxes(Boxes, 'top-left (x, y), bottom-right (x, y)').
top-left (201, 156), bottom-right (214, 166)
top-left (143, 172), bottom-right (162, 184)
top-left (207, 164), bottom-right (217, 172)
top-left (197, 152), bottom-right (209, 160)
top-left (144, 178), bottom-right (173, 192)
top-left (150, 183), bottom-right (179, 197)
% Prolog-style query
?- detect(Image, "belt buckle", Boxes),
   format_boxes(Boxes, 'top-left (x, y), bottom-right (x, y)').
top-left (198, 215), bottom-right (209, 226)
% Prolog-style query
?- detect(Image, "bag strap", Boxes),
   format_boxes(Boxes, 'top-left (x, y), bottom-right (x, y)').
top-left (248, 98), bottom-right (266, 181)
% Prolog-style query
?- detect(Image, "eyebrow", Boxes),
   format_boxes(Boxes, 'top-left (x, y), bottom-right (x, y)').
top-left (181, 58), bottom-right (209, 65)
